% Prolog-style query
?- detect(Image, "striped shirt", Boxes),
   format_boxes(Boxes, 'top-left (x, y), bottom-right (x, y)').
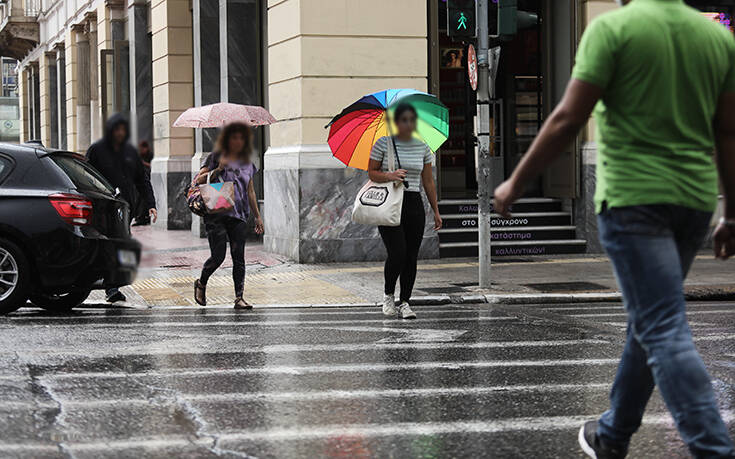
top-left (369, 136), bottom-right (433, 192)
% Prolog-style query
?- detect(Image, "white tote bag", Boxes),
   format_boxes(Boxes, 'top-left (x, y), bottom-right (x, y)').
top-left (351, 138), bottom-right (404, 227)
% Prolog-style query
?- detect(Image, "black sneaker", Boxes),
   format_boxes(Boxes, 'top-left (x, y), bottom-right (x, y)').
top-left (579, 421), bottom-right (628, 459)
top-left (106, 290), bottom-right (127, 303)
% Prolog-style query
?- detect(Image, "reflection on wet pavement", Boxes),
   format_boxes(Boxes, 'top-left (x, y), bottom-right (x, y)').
top-left (1, 302), bottom-right (734, 458)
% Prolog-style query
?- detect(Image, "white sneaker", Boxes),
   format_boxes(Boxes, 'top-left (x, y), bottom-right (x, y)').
top-left (382, 294), bottom-right (398, 316)
top-left (398, 302), bottom-right (417, 320)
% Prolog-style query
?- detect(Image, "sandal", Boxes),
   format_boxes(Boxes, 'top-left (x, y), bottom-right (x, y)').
top-left (194, 280), bottom-right (207, 306)
top-left (234, 298), bottom-right (252, 310)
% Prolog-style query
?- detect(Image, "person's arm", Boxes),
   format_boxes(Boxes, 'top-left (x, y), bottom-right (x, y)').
top-left (368, 160), bottom-right (407, 183)
top-left (713, 91), bottom-right (735, 259)
top-left (367, 138), bottom-right (407, 183)
top-left (247, 179), bottom-right (264, 234)
top-left (421, 163), bottom-right (442, 230)
top-left (493, 79), bottom-right (603, 217)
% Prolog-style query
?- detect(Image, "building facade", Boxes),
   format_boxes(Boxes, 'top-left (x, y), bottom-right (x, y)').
top-left (2, 0), bottom-right (732, 262)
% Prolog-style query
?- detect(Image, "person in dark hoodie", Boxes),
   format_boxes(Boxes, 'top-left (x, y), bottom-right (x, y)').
top-left (86, 113), bottom-right (157, 303)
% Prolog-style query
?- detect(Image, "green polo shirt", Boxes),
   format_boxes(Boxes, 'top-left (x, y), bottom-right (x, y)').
top-left (571, 0), bottom-right (735, 213)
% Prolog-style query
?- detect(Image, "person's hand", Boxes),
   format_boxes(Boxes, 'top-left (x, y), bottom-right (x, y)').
top-left (388, 169), bottom-right (407, 182)
top-left (493, 178), bottom-right (523, 218)
top-left (713, 221), bottom-right (735, 260)
top-left (149, 208), bottom-right (158, 223)
top-left (254, 217), bottom-right (264, 235)
top-left (433, 212), bottom-right (443, 231)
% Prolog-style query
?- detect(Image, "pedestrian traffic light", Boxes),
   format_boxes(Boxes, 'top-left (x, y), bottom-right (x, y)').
top-left (447, 0), bottom-right (477, 40)
top-left (496, 0), bottom-right (538, 38)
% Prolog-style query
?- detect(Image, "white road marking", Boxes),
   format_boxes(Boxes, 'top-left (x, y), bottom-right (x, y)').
top-left (11, 316), bottom-right (517, 329)
top-left (32, 383), bottom-right (611, 408)
top-left (0, 338), bottom-right (614, 365)
top-left (570, 310), bottom-right (735, 318)
top-left (315, 326), bottom-right (468, 343)
top-left (43, 358), bottom-right (620, 380)
top-left (2, 411), bottom-right (732, 453)
top-left (7, 307), bottom-right (479, 320)
top-left (695, 333), bottom-right (735, 342)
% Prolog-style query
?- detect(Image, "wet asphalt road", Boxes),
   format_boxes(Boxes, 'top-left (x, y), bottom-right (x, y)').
top-left (1, 301), bottom-right (735, 459)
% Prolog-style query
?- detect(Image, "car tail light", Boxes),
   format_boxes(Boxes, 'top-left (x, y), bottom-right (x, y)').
top-left (49, 194), bottom-right (93, 226)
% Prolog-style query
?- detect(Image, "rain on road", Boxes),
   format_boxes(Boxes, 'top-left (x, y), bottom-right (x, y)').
top-left (1, 301), bottom-right (735, 458)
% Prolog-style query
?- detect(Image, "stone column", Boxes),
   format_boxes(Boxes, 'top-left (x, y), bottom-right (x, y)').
top-left (18, 67), bottom-right (28, 142)
top-left (264, 0), bottom-right (436, 262)
top-left (65, 29), bottom-right (79, 152)
top-left (128, 0), bottom-right (153, 144)
top-left (191, 0), bottom-right (221, 236)
top-left (55, 44), bottom-right (67, 150)
top-left (150, 0), bottom-right (194, 229)
top-left (86, 13), bottom-right (101, 142)
top-left (39, 56), bottom-right (51, 146)
top-left (75, 26), bottom-right (91, 153)
top-left (46, 53), bottom-right (59, 148)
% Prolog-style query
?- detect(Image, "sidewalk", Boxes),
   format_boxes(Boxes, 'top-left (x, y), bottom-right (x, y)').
top-left (95, 226), bottom-right (735, 307)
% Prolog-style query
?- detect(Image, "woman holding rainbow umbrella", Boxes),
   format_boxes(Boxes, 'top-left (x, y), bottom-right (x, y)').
top-left (327, 89), bottom-right (449, 319)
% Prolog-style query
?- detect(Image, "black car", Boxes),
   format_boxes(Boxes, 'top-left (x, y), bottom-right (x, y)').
top-left (0, 142), bottom-right (141, 314)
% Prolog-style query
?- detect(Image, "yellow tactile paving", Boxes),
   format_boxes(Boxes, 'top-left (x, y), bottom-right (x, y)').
top-left (131, 272), bottom-right (366, 306)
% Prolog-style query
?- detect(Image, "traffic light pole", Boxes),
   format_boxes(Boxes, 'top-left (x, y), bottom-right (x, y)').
top-left (477, 0), bottom-right (492, 288)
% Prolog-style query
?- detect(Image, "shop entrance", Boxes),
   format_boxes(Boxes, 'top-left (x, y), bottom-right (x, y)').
top-left (432, 0), bottom-right (578, 200)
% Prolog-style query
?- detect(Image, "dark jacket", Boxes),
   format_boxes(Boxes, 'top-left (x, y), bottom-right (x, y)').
top-left (85, 113), bottom-right (156, 210)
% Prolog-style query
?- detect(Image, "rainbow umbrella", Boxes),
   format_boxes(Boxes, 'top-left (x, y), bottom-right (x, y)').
top-left (326, 89), bottom-right (449, 170)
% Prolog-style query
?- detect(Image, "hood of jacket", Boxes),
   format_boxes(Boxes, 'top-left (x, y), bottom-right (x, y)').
top-left (104, 112), bottom-right (130, 147)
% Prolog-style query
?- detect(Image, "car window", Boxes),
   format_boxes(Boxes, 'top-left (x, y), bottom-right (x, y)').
top-left (50, 155), bottom-right (116, 195)
top-left (0, 156), bottom-right (11, 184)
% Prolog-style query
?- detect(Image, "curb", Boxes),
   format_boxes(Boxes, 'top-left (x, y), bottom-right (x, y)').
top-left (74, 289), bottom-right (734, 310)
top-left (408, 292), bottom-right (623, 306)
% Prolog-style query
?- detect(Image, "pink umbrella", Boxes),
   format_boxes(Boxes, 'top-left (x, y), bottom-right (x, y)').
top-left (173, 102), bottom-right (277, 128)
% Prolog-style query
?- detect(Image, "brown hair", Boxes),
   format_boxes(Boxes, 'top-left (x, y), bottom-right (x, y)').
top-left (214, 122), bottom-right (253, 161)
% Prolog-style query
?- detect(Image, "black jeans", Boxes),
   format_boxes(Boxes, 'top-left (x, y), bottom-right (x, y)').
top-left (378, 192), bottom-right (425, 303)
top-left (200, 216), bottom-right (247, 298)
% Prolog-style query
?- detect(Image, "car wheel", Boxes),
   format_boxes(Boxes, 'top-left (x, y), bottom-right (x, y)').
top-left (29, 289), bottom-right (92, 312)
top-left (0, 238), bottom-right (30, 315)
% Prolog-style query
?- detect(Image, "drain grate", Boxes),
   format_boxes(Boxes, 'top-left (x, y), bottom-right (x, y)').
top-left (523, 281), bottom-right (610, 293)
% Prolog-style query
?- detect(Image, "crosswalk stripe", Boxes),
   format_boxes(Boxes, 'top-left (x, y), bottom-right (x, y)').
top-left (16, 316), bottom-right (518, 329)
top-left (1, 410), bottom-right (731, 453)
top-left (569, 310), bottom-right (735, 318)
top-left (7, 308), bottom-right (480, 321)
top-left (46, 383), bottom-right (611, 408)
top-left (0, 339), bottom-right (611, 367)
top-left (44, 358), bottom-right (619, 380)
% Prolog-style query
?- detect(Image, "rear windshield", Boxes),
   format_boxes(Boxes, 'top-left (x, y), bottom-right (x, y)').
top-left (51, 155), bottom-right (116, 195)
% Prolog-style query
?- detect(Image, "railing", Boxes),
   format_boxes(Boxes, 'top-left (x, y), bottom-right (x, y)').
top-left (0, 0), bottom-right (40, 22)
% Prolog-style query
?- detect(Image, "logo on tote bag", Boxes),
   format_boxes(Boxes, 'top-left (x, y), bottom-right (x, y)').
top-left (359, 186), bottom-right (390, 207)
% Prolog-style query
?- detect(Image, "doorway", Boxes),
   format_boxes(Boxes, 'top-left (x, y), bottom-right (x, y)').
top-left (433, 0), bottom-right (547, 199)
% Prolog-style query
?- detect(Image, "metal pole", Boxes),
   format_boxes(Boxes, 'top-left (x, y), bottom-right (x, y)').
top-left (477, 0), bottom-right (492, 288)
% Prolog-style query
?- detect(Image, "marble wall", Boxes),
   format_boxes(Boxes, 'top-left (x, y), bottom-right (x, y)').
top-left (574, 141), bottom-right (602, 253)
top-left (264, 145), bottom-right (439, 263)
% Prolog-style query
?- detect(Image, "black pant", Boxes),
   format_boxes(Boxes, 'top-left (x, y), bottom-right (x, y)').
top-left (378, 192), bottom-right (425, 303)
top-left (200, 216), bottom-right (247, 298)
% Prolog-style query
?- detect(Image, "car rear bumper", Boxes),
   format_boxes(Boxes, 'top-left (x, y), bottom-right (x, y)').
top-left (35, 231), bottom-right (142, 292)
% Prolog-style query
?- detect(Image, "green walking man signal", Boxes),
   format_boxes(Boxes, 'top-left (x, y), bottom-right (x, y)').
top-left (458, 12), bottom-right (468, 30)
top-left (447, 0), bottom-right (476, 39)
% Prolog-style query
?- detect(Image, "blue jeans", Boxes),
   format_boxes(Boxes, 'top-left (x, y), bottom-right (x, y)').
top-left (597, 205), bottom-right (734, 458)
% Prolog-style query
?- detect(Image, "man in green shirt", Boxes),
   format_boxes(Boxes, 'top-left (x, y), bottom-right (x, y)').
top-left (494, 0), bottom-right (735, 457)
